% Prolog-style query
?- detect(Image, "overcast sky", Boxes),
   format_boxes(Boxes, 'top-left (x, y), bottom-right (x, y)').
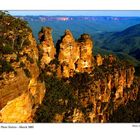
top-left (9, 10), bottom-right (140, 17)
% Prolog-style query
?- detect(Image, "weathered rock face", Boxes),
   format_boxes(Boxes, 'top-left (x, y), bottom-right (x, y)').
top-left (57, 30), bottom-right (79, 77)
top-left (66, 57), bottom-right (139, 123)
top-left (0, 79), bottom-right (45, 123)
top-left (126, 66), bottom-right (135, 88)
top-left (96, 54), bottom-right (103, 66)
top-left (34, 55), bottom-right (140, 123)
top-left (0, 69), bottom-right (29, 110)
top-left (0, 24), bottom-right (59, 123)
top-left (38, 27), bottom-right (56, 69)
top-left (76, 34), bottom-right (94, 73)
top-left (76, 66), bottom-right (138, 122)
top-left (0, 33), bottom-right (45, 123)
top-left (57, 31), bottom-right (93, 78)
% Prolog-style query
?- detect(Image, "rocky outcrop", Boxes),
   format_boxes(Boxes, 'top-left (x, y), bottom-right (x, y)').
top-left (66, 57), bottom-right (139, 123)
top-left (0, 32), bottom-right (45, 123)
top-left (76, 34), bottom-right (94, 73)
top-left (38, 27), bottom-right (56, 69)
top-left (57, 31), bottom-right (94, 78)
top-left (0, 23), bottom-right (58, 123)
top-left (57, 30), bottom-right (79, 77)
top-left (96, 54), bottom-right (103, 66)
top-left (34, 54), bottom-right (140, 123)
top-left (0, 81), bottom-right (45, 123)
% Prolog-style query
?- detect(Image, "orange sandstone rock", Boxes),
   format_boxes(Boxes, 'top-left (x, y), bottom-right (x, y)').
top-left (38, 27), bottom-right (56, 69)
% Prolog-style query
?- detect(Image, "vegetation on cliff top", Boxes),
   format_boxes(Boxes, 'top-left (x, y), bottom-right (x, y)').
top-left (34, 57), bottom-right (139, 122)
top-left (0, 11), bottom-right (32, 75)
top-left (0, 11), bottom-right (31, 54)
top-left (34, 72), bottom-right (92, 122)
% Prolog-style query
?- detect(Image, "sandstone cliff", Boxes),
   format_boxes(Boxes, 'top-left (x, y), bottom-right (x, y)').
top-left (38, 27), bottom-right (56, 69)
top-left (56, 30), bottom-right (94, 78)
top-left (35, 55), bottom-right (140, 123)
top-left (57, 30), bottom-right (79, 77)
top-left (0, 12), bottom-right (45, 123)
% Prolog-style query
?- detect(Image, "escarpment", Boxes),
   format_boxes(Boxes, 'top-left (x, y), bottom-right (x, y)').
top-left (0, 12), bottom-right (140, 123)
top-left (0, 12), bottom-right (45, 123)
top-left (35, 51), bottom-right (140, 122)
top-left (0, 33), bottom-right (46, 123)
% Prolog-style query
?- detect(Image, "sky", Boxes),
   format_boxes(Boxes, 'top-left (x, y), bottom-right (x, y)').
top-left (9, 10), bottom-right (140, 17)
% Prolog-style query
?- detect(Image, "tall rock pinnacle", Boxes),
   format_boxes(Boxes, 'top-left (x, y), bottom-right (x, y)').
top-left (76, 34), bottom-right (94, 73)
top-left (58, 30), bottom-right (80, 77)
top-left (57, 30), bottom-right (94, 78)
top-left (38, 27), bottom-right (56, 69)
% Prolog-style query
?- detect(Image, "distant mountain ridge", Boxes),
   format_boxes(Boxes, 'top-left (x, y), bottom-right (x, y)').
top-left (18, 16), bottom-right (140, 44)
top-left (17, 16), bottom-right (140, 21)
top-left (95, 23), bottom-right (140, 64)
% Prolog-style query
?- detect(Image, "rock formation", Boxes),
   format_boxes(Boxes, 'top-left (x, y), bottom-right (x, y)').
top-left (0, 33), bottom-right (46, 123)
top-left (96, 54), bottom-right (103, 66)
top-left (76, 34), bottom-right (94, 73)
top-left (70, 63), bottom-right (139, 123)
top-left (0, 14), bottom-right (45, 123)
top-left (57, 31), bottom-right (94, 78)
top-left (38, 27), bottom-right (56, 69)
top-left (57, 30), bottom-right (79, 77)
top-left (35, 53), bottom-right (140, 123)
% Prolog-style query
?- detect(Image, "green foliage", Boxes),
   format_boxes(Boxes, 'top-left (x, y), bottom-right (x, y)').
top-left (0, 11), bottom-right (32, 54)
top-left (26, 54), bottom-right (34, 64)
top-left (94, 24), bottom-right (140, 66)
top-left (19, 62), bottom-right (26, 68)
top-left (109, 94), bottom-right (140, 122)
top-left (34, 75), bottom-right (76, 122)
top-left (0, 45), bottom-right (13, 54)
top-left (34, 72), bottom-right (95, 122)
top-left (0, 60), bottom-right (14, 73)
top-left (135, 65), bottom-right (140, 76)
top-left (0, 11), bottom-right (33, 76)
top-left (23, 68), bottom-right (31, 78)
top-left (70, 72), bottom-right (92, 90)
